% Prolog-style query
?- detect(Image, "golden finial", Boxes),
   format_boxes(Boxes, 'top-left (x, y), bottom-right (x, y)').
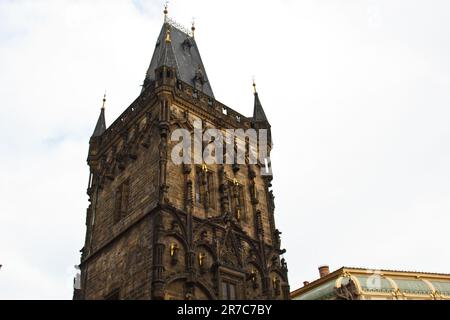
top-left (165, 27), bottom-right (171, 43)
top-left (164, 1), bottom-right (169, 20)
top-left (191, 17), bottom-right (196, 37)
top-left (202, 163), bottom-right (208, 172)
top-left (101, 92), bottom-right (106, 110)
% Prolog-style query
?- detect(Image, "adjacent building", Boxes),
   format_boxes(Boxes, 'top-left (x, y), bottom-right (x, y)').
top-left (291, 266), bottom-right (450, 300)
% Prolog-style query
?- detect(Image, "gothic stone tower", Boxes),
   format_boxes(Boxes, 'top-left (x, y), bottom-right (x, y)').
top-left (75, 14), bottom-right (289, 300)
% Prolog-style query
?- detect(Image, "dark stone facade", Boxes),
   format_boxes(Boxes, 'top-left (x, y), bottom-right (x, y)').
top-left (75, 20), bottom-right (289, 300)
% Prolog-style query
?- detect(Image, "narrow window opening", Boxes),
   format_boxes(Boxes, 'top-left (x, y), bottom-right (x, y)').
top-left (114, 178), bottom-right (130, 223)
top-left (222, 282), bottom-right (237, 300)
top-left (195, 168), bottom-right (201, 205)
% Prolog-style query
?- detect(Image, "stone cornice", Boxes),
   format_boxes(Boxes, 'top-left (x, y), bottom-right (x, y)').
top-left (89, 79), bottom-right (255, 162)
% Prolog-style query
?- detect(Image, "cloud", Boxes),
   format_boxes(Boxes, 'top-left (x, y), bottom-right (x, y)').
top-left (0, 0), bottom-right (449, 298)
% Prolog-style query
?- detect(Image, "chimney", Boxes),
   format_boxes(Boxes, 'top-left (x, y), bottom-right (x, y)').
top-left (303, 281), bottom-right (310, 287)
top-left (318, 265), bottom-right (330, 278)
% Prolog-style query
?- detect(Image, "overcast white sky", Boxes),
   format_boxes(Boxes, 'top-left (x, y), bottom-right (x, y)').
top-left (1, 0), bottom-right (449, 299)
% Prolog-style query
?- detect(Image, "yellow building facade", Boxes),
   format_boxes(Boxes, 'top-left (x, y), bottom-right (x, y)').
top-left (291, 267), bottom-right (450, 300)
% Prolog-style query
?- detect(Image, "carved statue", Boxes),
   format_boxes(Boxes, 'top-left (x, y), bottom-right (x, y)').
top-left (272, 276), bottom-right (281, 296)
top-left (334, 279), bottom-right (359, 300)
top-left (198, 252), bottom-right (207, 273)
top-left (274, 229), bottom-right (282, 245)
top-left (281, 258), bottom-right (288, 270)
top-left (248, 269), bottom-right (259, 289)
top-left (170, 242), bottom-right (179, 266)
top-left (198, 252), bottom-right (206, 267)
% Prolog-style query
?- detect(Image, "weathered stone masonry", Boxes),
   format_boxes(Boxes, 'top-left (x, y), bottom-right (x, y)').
top-left (74, 16), bottom-right (289, 300)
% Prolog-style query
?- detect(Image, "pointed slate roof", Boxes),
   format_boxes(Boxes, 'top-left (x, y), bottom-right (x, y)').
top-left (92, 106), bottom-right (106, 137)
top-left (144, 21), bottom-right (214, 98)
top-left (253, 91), bottom-right (268, 123)
top-left (157, 26), bottom-right (177, 68)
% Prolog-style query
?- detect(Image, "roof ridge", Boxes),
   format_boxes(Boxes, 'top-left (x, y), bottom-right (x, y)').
top-left (165, 16), bottom-right (193, 37)
top-left (343, 266), bottom-right (450, 277)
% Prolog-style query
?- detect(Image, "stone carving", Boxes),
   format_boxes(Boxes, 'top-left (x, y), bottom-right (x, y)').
top-left (334, 279), bottom-right (359, 300)
top-left (169, 242), bottom-right (179, 266)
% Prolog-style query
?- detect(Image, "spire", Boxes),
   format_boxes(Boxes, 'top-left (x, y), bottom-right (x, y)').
top-left (157, 2), bottom-right (176, 69)
top-left (143, 17), bottom-right (214, 97)
top-left (252, 80), bottom-right (268, 123)
top-left (157, 25), bottom-right (177, 68)
top-left (92, 93), bottom-right (106, 137)
top-left (163, 1), bottom-right (168, 22)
